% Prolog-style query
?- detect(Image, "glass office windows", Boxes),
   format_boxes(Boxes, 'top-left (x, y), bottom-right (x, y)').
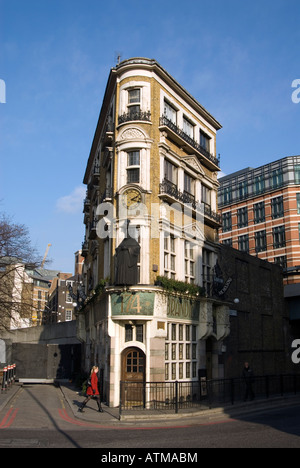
top-left (222, 212), bottom-right (232, 232)
top-left (271, 196), bottom-right (284, 219)
top-left (237, 207), bottom-right (248, 228)
top-left (273, 226), bottom-right (286, 249)
top-left (238, 235), bottom-right (249, 253)
top-left (253, 202), bottom-right (265, 224)
top-left (255, 230), bottom-right (267, 253)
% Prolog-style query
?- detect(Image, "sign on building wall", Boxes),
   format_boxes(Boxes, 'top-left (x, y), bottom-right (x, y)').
top-left (167, 296), bottom-right (200, 321)
top-left (111, 292), bottom-right (155, 316)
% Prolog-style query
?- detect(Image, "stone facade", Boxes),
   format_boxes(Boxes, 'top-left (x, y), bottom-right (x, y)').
top-left (79, 58), bottom-right (232, 406)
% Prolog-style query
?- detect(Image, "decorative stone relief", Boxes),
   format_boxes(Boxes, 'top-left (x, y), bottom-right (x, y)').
top-left (215, 306), bottom-right (230, 341)
top-left (199, 301), bottom-right (214, 340)
top-left (120, 128), bottom-right (145, 141)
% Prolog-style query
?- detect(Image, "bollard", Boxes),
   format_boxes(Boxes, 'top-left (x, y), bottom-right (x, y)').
top-left (2, 366), bottom-right (7, 392)
top-left (13, 363), bottom-right (16, 383)
top-left (7, 365), bottom-right (11, 388)
top-left (9, 365), bottom-right (13, 388)
top-left (0, 369), bottom-right (3, 393)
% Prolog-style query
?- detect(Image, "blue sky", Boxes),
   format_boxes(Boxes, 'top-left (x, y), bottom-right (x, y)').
top-left (1, 0), bottom-right (300, 273)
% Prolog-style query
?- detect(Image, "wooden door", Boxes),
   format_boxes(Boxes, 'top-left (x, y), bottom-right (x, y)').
top-left (121, 348), bottom-right (145, 406)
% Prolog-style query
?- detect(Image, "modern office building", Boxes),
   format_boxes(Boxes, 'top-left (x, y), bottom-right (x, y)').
top-left (218, 155), bottom-right (300, 321)
top-left (79, 58), bottom-right (232, 406)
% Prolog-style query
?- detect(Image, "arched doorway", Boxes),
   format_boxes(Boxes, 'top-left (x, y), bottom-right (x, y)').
top-left (121, 347), bottom-right (145, 407)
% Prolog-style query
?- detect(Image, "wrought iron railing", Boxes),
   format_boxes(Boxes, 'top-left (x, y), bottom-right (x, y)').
top-left (118, 110), bottom-right (151, 125)
top-left (119, 374), bottom-right (300, 416)
top-left (159, 178), bottom-right (221, 224)
top-left (159, 115), bottom-right (220, 168)
top-left (159, 178), bottom-right (197, 210)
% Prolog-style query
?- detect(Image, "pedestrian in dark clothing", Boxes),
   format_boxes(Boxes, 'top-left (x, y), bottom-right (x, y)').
top-left (79, 366), bottom-right (103, 413)
top-left (242, 362), bottom-right (255, 401)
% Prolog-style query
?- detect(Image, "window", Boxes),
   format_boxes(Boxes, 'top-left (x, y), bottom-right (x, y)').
top-left (271, 196), bottom-right (284, 219)
top-left (125, 324), bottom-right (133, 342)
top-left (126, 350), bottom-right (144, 374)
top-left (128, 150), bottom-right (140, 166)
top-left (238, 234), bottom-right (249, 253)
top-left (184, 241), bottom-right (195, 284)
top-left (222, 238), bottom-right (232, 247)
top-left (164, 159), bottom-right (177, 184)
top-left (297, 193), bottom-right (300, 214)
top-left (202, 185), bottom-right (211, 207)
top-left (172, 323), bottom-right (176, 341)
top-left (222, 212), bottom-right (232, 232)
top-left (125, 323), bottom-right (144, 343)
top-left (183, 116), bottom-right (194, 138)
top-left (164, 234), bottom-right (176, 279)
top-left (238, 181), bottom-right (248, 199)
top-left (200, 130), bottom-right (211, 152)
top-left (136, 324), bottom-right (143, 343)
top-left (295, 165), bottom-right (300, 184)
top-left (274, 256), bottom-right (287, 269)
top-left (222, 187), bottom-right (232, 205)
top-left (65, 310), bottom-right (72, 321)
top-left (253, 202), bottom-right (265, 224)
top-left (255, 230), bottom-right (267, 253)
top-left (164, 100), bottom-right (177, 124)
top-left (254, 175), bottom-right (265, 194)
top-left (184, 173), bottom-right (195, 196)
top-left (66, 292), bottom-right (72, 303)
top-left (271, 169), bottom-right (283, 188)
top-left (202, 249), bottom-right (213, 295)
top-left (237, 207), bottom-right (248, 228)
top-left (165, 323), bottom-right (198, 381)
top-left (127, 150), bottom-right (140, 183)
top-left (273, 226), bottom-right (286, 249)
top-left (128, 88), bottom-right (141, 118)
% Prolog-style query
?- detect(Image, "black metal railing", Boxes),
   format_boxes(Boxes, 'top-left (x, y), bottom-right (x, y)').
top-left (119, 374), bottom-right (300, 416)
top-left (159, 178), bottom-right (197, 210)
top-left (118, 110), bottom-right (151, 125)
top-left (159, 115), bottom-right (220, 168)
top-left (159, 178), bottom-right (221, 224)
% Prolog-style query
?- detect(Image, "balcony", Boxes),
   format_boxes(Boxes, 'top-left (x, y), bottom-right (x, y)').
top-left (81, 238), bottom-right (88, 257)
top-left (83, 196), bottom-right (90, 213)
top-left (103, 116), bottom-right (114, 144)
top-left (159, 178), bottom-right (197, 210)
top-left (92, 164), bottom-right (100, 183)
top-left (102, 147), bottom-right (113, 168)
top-left (100, 186), bottom-right (113, 203)
top-left (89, 219), bottom-right (97, 240)
top-left (159, 116), bottom-right (220, 170)
top-left (159, 178), bottom-right (221, 226)
top-left (118, 110), bottom-right (151, 125)
top-left (202, 202), bottom-right (222, 226)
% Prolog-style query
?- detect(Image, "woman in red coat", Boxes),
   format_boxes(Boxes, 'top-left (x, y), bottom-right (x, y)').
top-left (79, 366), bottom-right (103, 413)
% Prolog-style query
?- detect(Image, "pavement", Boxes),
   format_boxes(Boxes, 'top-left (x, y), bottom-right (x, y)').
top-left (2, 381), bottom-right (300, 427)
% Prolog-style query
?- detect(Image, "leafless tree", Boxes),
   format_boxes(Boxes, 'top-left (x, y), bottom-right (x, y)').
top-left (0, 213), bottom-right (43, 330)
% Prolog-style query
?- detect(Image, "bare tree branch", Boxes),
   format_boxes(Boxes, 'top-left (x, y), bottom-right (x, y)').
top-left (0, 213), bottom-right (43, 330)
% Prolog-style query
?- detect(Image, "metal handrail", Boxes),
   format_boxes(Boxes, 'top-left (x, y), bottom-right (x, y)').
top-left (119, 374), bottom-right (300, 416)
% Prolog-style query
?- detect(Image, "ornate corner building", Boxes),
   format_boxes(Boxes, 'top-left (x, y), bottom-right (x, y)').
top-left (79, 58), bottom-right (230, 406)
